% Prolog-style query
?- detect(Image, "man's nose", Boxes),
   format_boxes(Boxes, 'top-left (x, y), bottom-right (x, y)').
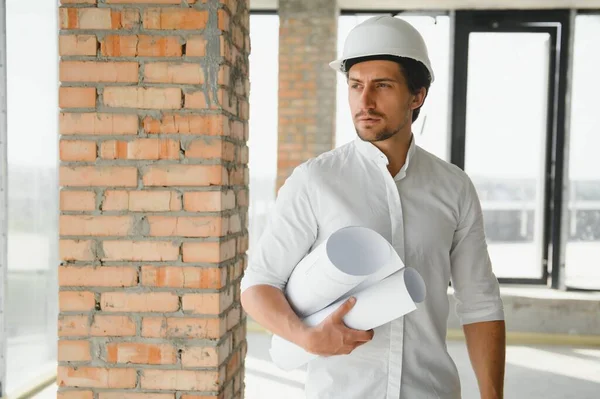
top-left (359, 87), bottom-right (376, 109)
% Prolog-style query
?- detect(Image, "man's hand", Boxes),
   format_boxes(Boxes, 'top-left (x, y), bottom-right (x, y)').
top-left (303, 297), bottom-right (374, 356)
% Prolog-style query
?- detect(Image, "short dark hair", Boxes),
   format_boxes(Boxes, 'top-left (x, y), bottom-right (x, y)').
top-left (343, 55), bottom-right (432, 123)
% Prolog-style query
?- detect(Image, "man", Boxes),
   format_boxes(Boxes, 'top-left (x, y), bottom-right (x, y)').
top-left (241, 16), bottom-right (506, 399)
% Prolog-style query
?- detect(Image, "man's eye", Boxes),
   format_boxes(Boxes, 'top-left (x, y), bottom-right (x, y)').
top-left (377, 83), bottom-right (390, 88)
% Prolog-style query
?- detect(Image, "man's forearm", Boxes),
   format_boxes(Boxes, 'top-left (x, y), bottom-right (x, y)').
top-left (463, 320), bottom-right (506, 399)
top-left (241, 284), bottom-right (310, 347)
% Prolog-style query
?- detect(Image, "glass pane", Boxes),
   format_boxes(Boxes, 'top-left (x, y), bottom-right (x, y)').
top-left (335, 15), bottom-right (451, 161)
top-left (464, 32), bottom-right (551, 279)
top-left (6, 0), bottom-right (59, 394)
top-left (566, 15), bottom-right (600, 289)
top-left (247, 15), bottom-right (279, 255)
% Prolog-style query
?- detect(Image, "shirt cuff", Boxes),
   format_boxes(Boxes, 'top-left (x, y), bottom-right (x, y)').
top-left (459, 306), bottom-right (505, 326)
top-left (240, 268), bottom-right (286, 294)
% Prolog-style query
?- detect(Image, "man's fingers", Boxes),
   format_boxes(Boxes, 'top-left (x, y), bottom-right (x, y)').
top-left (330, 297), bottom-right (356, 322)
top-left (351, 329), bottom-right (374, 342)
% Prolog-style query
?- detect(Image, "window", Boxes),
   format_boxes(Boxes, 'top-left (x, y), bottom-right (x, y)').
top-left (565, 14), bottom-right (600, 290)
top-left (247, 14), bottom-right (280, 255)
top-left (5, 0), bottom-right (59, 394)
top-left (335, 14), bottom-right (451, 161)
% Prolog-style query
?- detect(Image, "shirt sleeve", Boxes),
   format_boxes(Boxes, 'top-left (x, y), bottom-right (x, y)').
top-left (450, 175), bottom-right (505, 325)
top-left (240, 162), bottom-right (318, 293)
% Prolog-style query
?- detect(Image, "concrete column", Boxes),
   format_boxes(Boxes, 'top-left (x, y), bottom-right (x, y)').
top-left (57, 1), bottom-right (249, 397)
top-left (276, 0), bottom-right (338, 191)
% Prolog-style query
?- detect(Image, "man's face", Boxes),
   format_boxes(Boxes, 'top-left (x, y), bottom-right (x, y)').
top-left (348, 60), bottom-right (421, 142)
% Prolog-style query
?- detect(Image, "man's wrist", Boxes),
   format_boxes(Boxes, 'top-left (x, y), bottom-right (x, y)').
top-left (295, 325), bottom-right (315, 352)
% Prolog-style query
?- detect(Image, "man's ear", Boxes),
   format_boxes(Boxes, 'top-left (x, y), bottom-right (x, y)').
top-left (411, 87), bottom-right (427, 110)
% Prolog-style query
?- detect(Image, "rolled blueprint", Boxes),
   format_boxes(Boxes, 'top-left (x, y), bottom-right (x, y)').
top-left (284, 226), bottom-right (404, 317)
top-left (270, 267), bottom-right (426, 371)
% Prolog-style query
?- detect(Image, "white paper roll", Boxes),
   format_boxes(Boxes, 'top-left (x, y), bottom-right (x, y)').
top-left (270, 267), bottom-right (427, 371)
top-left (284, 226), bottom-right (402, 317)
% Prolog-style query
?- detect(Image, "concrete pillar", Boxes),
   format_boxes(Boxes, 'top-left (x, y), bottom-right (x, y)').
top-left (276, 0), bottom-right (338, 191)
top-left (57, 1), bottom-right (249, 397)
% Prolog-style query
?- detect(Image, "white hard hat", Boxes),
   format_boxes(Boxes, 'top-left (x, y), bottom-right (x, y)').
top-left (329, 16), bottom-right (435, 83)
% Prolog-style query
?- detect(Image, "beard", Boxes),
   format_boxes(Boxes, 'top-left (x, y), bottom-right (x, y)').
top-left (355, 106), bottom-right (412, 143)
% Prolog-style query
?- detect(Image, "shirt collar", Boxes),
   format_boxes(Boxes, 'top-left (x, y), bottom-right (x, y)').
top-left (354, 134), bottom-right (417, 180)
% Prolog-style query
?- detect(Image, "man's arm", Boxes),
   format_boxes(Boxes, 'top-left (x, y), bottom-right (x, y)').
top-left (450, 176), bottom-right (506, 398)
top-left (240, 164), bottom-right (372, 356)
top-left (463, 320), bottom-right (506, 399)
top-left (241, 286), bottom-right (373, 355)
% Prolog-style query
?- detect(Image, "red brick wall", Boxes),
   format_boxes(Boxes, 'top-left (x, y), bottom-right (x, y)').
top-left (276, 0), bottom-right (338, 191)
top-left (58, 1), bottom-right (249, 397)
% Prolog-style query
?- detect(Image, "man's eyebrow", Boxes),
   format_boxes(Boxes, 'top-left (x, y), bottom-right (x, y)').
top-left (348, 77), bottom-right (397, 83)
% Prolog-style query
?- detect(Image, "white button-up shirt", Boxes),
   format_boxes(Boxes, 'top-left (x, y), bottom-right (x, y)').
top-left (241, 135), bottom-right (504, 399)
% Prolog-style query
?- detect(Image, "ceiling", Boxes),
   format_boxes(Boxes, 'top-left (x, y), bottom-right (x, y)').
top-left (250, 0), bottom-right (600, 11)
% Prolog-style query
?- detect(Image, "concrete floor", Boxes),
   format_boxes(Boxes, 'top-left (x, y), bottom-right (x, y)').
top-left (36, 331), bottom-right (600, 399)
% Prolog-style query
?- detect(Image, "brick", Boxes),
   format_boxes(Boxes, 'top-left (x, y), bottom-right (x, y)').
top-left (143, 9), bottom-right (208, 30)
top-left (231, 120), bottom-right (244, 140)
top-left (59, 87), bottom-right (96, 109)
top-left (102, 190), bottom-right (129, 211)
top-left (60, 8), bottom-right (139, 30)
top-left (59, 291), bottom-right (96, 312)
top-left (141, 266), bottom-right (226, 289)
top-left (183, 191), bottom-right (236, 212)
top-left (182, 240), bottom-right (236, 263)
top-left (60, 215), bottom-right (133, 236)
top-left (185, 139), bottom-right (235, 161)
top-left (59, 35), bottom-right (97, 56)
top-left (60, 239), bottom-right (95, 261)
top-left (142, 317), bottom-right (222, 339)
top-left (103, 190), bottom-right (181, 212)
top-left (100, 394), bottom-right (174, 399)
top-left (138, 36), bottom-right (182, 57)
top-left (121, 9), bottom-right (141, 29)
top-left (103, 87), bottom-right (181, 109)
top-left (143, 114), bottom-right (229, 136)
top-left (58, 391), bottom-right (94, 399)
top-left (226, 305), bottom-right (242, 331)
top-left (58, 315), bottom-right (90, 337)
top-left (144, 63), bottom-right (204, 84)
top-left (181, 396), bottom-right (225, 399)
top-left (60, 61), bottom-right (138, 83)
top-left (147, 216), bottom-right (223, 237)
top-left (142, 165), bottom-right (226, 187)
top-left (61, 0), bottom-right (96, 3)
top-left (60, 113), bottom-right (139, 135)
top-left (185, 89), bottom-right (235, 114)
top-left (100, 35), bottom-right (138, 57)
top-left (102, 241), bottom-right (180, 261)
top-left (236, 189), bottom-right (248, 208)
top-left (141, 369), bottom-right (221, 391)
top-left (59, 266), bottom-right (138, 287)
top-left (182, 290), bottom-right (233, 315)
top-left (107, 0), bottom-right (180, 3)
top-left (60, 191), bottom-right (96, 211)
top-left (60, 140), bottom-right (97, 162)
top-left (101, 35), bottom-right (182, 57)
top-left (58, 340), bottom-right (92, 362)
top-left (91, 315), bottom-right (137, 336)
top-left (57, 366), bottom-right (137, 389)
top-left (101, 139), bottom-right (180, 160)
top-left (186, 36), bottom-right (206, 57)
top-left (60, 166), bottom-right (138, 187)
top-left (218, 9), bottom-right (230, 31)
top-left (101, 292), bottom-right (179, 313)
top-left (106, 342), bottom-right (176, 365)
top-left (181, 342), bottom-right (230, 368)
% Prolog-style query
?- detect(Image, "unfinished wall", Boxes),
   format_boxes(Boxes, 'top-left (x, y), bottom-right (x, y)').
top-left (276, 0), bottom-right (338, 191)
top-left (57, 0), bottom-right (249, 398)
